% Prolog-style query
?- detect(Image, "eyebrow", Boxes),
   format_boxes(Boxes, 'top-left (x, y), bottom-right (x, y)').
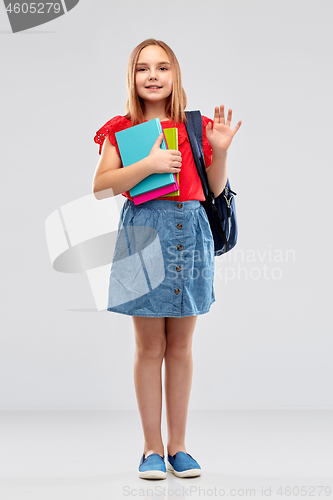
top-left (136, 61), bottom-right (171, 66)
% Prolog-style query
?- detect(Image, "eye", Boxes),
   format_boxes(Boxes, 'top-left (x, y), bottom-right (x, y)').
top-left (137, 68), bottom-right (147, 72)
top-left (159, 67), bottom-right (168, 71)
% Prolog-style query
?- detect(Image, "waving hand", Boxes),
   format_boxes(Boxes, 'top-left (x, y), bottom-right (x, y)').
top-left (206, 105), bottom-right (242, 152)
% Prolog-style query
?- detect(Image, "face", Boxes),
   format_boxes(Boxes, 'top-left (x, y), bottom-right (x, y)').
top-left (135, 45), bottom-right (173, 104)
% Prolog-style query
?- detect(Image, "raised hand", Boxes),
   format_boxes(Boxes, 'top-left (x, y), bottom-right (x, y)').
top-left (206, 105), bottom-right (242, 153)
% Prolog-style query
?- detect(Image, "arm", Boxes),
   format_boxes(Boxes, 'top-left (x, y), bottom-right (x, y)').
top-left (205, 105), bottom-right (242, 198)
top-left (92, 133), bottom-right (182, 200)
top-left (206, 149), bottom-right (228, 199)
top-left (92, 137), bottom-right (152, 200)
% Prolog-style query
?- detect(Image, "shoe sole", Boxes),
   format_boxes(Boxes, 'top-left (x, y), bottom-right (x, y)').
top-left (167, 461), bottom-right (201, 477)
top-left (138, 469), bottom-right (167, 479)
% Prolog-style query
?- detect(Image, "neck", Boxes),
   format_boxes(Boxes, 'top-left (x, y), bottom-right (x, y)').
top-left (142, 100), bottom-right (170, 122)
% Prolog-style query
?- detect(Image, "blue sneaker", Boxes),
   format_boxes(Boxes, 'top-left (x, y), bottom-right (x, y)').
top-left (167, 451), bottom-right (201, 477)
top-left (138, 452), bottom-right (167, 479)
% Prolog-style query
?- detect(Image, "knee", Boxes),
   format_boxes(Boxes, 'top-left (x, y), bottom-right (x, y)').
top-left (136, 339), bottom-right (166, 360)
top-left (165, 340), bottom-right (192, 360)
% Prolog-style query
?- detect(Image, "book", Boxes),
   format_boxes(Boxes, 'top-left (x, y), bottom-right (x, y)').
top-left (132, 180), bottom-right (179, 204)
top-left (161, 127), bottom-right (179, 197)
top-left (132, 127), bottom-right (180, 204)
top-left (115, 118), bottom-right (177, 198)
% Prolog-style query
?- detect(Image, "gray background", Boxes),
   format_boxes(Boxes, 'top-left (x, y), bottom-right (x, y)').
top-left (1, 0), bottom-right (332, 410)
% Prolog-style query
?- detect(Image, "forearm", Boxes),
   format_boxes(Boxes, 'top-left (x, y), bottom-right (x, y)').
top-left (93, 159), bottom-right (152, 199)
top-left (206, 149), bottom-right (228, 198)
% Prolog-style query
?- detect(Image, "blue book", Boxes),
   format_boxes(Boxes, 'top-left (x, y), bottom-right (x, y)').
top-left (115, 118), bottom-right (176, 197)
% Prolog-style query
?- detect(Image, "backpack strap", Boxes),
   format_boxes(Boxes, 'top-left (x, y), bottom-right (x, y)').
top-left (185, 110), bottom-right (209, 199)
top-left (185, 110), bottom-right (228, 248)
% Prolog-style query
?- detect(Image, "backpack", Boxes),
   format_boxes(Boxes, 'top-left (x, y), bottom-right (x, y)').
top-left (185, 110), bottom-right (238, 256)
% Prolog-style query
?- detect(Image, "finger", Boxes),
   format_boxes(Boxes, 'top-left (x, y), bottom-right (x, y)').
top-left (232, 120), bottom-right (242, 134)
top-left (171, 151), bottom-right (182, 161)
top-left (154, 133), bottom-right (164, 146)
top-left (226, 109), bottom-right (232, 127)
top-left (220, 104), bottom-right (225, 124)
top-left (171, 157), bottom-right (182, 165)
top-left (214, 106), bottom-right (220, 123)
top-left (170, 150), bottom-right (182, 157)
top-left (172, 160), bottom-right (182, 168)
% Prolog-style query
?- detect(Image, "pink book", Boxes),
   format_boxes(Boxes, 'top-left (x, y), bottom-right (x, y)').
top-left (133, 176), bottom-right (179, 205)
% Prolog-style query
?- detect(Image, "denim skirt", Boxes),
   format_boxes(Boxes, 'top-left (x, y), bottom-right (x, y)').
top-left (107, 198), bottom-right (216, 317)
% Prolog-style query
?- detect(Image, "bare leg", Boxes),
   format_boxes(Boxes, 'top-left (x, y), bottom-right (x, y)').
top-left (164, 315), bottom-right (197, 457)
top-left (133, 316), bottom-right (167, 458)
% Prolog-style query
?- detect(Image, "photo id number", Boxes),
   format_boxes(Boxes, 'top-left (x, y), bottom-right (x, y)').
top-left (6, 3), bottom-right (61, 14)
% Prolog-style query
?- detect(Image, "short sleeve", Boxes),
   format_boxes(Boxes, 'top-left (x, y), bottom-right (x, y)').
top-left (94, 115), bottom-right (131, 157)
top-left (202, 115), bottom-right (214, 168)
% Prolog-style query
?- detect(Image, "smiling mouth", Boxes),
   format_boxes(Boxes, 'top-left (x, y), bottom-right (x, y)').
top-left (145, 86), bottom-right (162, 89)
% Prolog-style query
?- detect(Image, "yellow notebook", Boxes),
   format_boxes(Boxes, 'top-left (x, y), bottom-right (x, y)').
top-left (161, 128), bottom-right (180, 197)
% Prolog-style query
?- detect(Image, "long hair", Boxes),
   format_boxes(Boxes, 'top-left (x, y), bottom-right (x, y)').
top-left (125, 39), bottom-right (187, 125)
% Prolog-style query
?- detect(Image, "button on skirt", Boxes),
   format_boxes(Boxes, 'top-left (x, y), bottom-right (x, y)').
top-left (107, 198), bottom-right (215, 317)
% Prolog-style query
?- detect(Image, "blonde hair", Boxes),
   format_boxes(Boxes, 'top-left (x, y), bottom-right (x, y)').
top-left (125, 39), bottom-right (187, 125)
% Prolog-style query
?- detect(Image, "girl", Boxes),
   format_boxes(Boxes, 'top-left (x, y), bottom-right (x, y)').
top-left (93, 39), bottom-right (241, 480)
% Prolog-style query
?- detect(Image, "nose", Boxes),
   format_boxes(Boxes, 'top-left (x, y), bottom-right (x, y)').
top-left (149, 70), bottom-right (158, 80)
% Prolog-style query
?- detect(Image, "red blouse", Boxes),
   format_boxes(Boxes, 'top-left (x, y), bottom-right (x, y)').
top-left (94, 115), bottom-right (214, 202)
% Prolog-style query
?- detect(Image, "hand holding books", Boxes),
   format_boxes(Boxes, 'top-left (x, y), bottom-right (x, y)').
top-left (146, 133), bottom-right (182, 175)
